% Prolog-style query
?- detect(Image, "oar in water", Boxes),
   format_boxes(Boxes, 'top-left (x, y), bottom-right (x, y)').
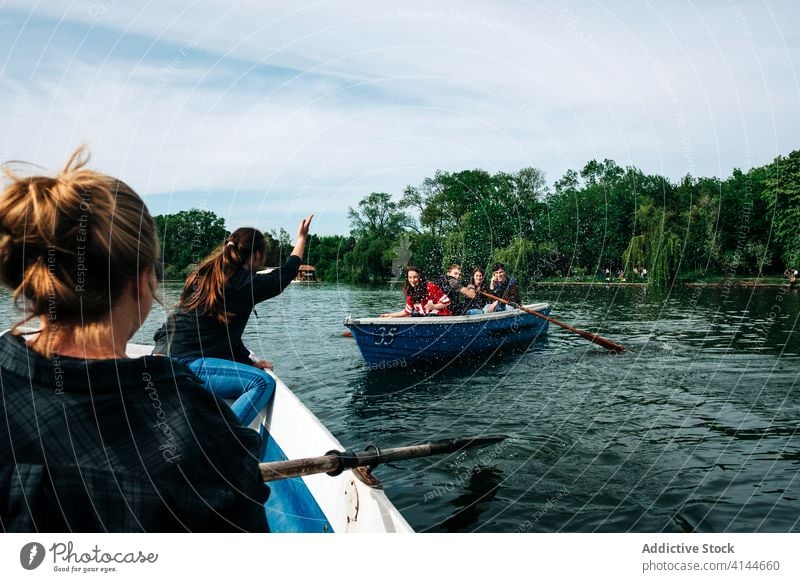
top-left (479, 290), bottom-right (626, 353)
top-left (259, 434), bottom-right (506, 482)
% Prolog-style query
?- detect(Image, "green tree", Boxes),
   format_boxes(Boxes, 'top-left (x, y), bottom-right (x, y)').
top-left (764, 150), bottom-right (800, 268)
top-left (409, 232), bottom-right (444, 278)
top-left (623, 202), bottom-right (681, 289)
top-left (154, 209), bottom-right (227, 279)
top-left (305, 234), bottom-right (353, 282)
top-left (345, 192), bottom-right (411, 282)
top-left (494, 237), bottom-right (535, 291)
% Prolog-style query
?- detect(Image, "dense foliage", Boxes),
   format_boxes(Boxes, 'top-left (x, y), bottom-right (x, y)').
top-left (154, 209), bottom-right (227, 280)
top-left (155, 150), bottom-right (799, 288)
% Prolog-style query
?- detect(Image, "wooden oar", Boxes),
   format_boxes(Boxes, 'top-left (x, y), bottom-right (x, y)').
top-left (259, 434), bottom-right (506, 482)
top-left (479, 290), bottom-right (626, 353)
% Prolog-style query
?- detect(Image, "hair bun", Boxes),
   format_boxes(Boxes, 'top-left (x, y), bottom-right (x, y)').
top-left (0, 146), bottom-right (159, 329)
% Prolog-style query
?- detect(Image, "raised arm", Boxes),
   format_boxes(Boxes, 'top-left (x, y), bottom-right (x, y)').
top-left (290, 214), bottom-right (314, 259)
top-left (251, 214), bottom-right (314, 303)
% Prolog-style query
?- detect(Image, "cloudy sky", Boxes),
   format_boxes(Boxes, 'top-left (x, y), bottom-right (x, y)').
top-left (1, 1), bottom-right (798, 234)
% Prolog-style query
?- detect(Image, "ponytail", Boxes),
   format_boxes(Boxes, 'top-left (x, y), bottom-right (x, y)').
top-left (177, 227), bottom-right (266, 323)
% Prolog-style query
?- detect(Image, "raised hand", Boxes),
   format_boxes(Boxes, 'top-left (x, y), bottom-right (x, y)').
top-left (297, 214), bottom-right (314, 240)
top-left (291, 214), bottom-right (314, 260)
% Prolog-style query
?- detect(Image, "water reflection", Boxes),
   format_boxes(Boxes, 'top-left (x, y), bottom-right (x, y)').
top-left (437, 467), bottom-right (503, 533)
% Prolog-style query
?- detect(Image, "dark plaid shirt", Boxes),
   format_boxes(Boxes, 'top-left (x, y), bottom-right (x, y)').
top-left (434, 276), bottom-right (466, 315)
top-left (490, 276), bottom-right (522, 305)
top-left (153, 255), bottom-right (301, 364)
top-left (0, 332), bottom-right (269, 532)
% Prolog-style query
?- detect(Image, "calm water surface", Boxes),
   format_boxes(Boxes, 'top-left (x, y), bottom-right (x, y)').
top-left (2, 282), bottom-right (799, 532)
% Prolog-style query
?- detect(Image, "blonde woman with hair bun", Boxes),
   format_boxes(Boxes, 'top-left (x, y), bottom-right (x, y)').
top-left (0, 147), bottom-right (269, 532)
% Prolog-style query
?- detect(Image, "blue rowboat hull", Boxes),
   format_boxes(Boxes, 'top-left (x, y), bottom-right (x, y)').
top-left (345, 303), bottom-right (550, 367)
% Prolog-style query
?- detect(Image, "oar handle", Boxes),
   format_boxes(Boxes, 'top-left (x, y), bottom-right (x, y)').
top-left (479, 290), bottom-right (625, 353)
top-left (259, 435), bottom-right (507, 483)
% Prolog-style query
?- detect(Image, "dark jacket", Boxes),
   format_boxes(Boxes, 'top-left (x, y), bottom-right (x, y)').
top-left (0, 332), bottom-right (269, 532)
top-left (434, 275), bottom-right (466, 315)
top-left (490, 276), bottom-right (521, 305)
top-left (153, 255), bottom-right (301, 363)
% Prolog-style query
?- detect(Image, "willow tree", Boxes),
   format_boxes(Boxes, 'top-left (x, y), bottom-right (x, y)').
top-left (346, 192), bottom-right (411, 282)
top-left (623, 203), bottom-right (681, 289)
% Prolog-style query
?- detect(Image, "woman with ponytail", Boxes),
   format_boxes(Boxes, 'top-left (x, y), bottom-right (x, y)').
top-left (0, 148), bottom-right (269, 532)
top-left (153, 217), bottom-right (312, 426)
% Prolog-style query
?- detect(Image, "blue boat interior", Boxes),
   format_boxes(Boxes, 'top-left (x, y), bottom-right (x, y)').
top-left (259, 424), bottom-right (334, 533)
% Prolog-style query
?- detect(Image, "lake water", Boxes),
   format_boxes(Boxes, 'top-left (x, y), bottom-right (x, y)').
top-left (2, 281), bottom-right (799, 532)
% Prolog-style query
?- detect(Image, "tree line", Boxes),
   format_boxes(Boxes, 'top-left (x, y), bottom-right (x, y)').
top-left (155, 149), bottom-right (800, 288)
top-left (154, 210), bottom-right (298, 280)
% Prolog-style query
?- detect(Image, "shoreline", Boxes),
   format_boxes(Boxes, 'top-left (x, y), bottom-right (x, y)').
top-left (533, 280), bottom-right (795, 289)
top-left (155, 278), bottom-right (797, 289)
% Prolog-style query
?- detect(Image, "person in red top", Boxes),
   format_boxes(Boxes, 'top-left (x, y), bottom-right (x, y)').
top-left (380, 266), bottom-right (452, 317)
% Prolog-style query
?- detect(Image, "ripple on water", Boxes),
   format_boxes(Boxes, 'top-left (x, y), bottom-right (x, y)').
top-left (3, 283), bottom-right (799, 532)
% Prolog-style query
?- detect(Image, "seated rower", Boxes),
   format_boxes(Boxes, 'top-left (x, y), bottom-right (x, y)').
top-left (434, 263), bottom-right (476, 316)
top-left (486, 262), bottom-right (522, 312)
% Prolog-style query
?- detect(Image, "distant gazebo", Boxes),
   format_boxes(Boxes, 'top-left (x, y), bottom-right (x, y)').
top-left (295, 264), bottom-right (317, 282)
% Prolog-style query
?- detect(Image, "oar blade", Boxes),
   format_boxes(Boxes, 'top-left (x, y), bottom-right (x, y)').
top-left (576, 329), bottom-right (626, 353)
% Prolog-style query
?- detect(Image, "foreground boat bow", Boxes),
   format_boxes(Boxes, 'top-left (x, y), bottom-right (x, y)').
top-left (126, 343), bottom-right (412, 533)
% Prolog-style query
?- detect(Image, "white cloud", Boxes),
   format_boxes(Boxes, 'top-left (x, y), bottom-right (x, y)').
top-left (1, 0), bottom-right (798, 233)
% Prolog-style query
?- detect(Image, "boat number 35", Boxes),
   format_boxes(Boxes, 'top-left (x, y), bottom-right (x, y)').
top-left (374, 327), bottom-right (397, 346)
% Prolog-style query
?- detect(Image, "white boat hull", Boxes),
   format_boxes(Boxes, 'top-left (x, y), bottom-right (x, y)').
top-left (125, 343), bottom-right (412, 533)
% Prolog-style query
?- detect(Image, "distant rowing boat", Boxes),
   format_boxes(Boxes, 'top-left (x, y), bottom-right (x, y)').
top-left (344, 303), bottom-right (550, 367)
